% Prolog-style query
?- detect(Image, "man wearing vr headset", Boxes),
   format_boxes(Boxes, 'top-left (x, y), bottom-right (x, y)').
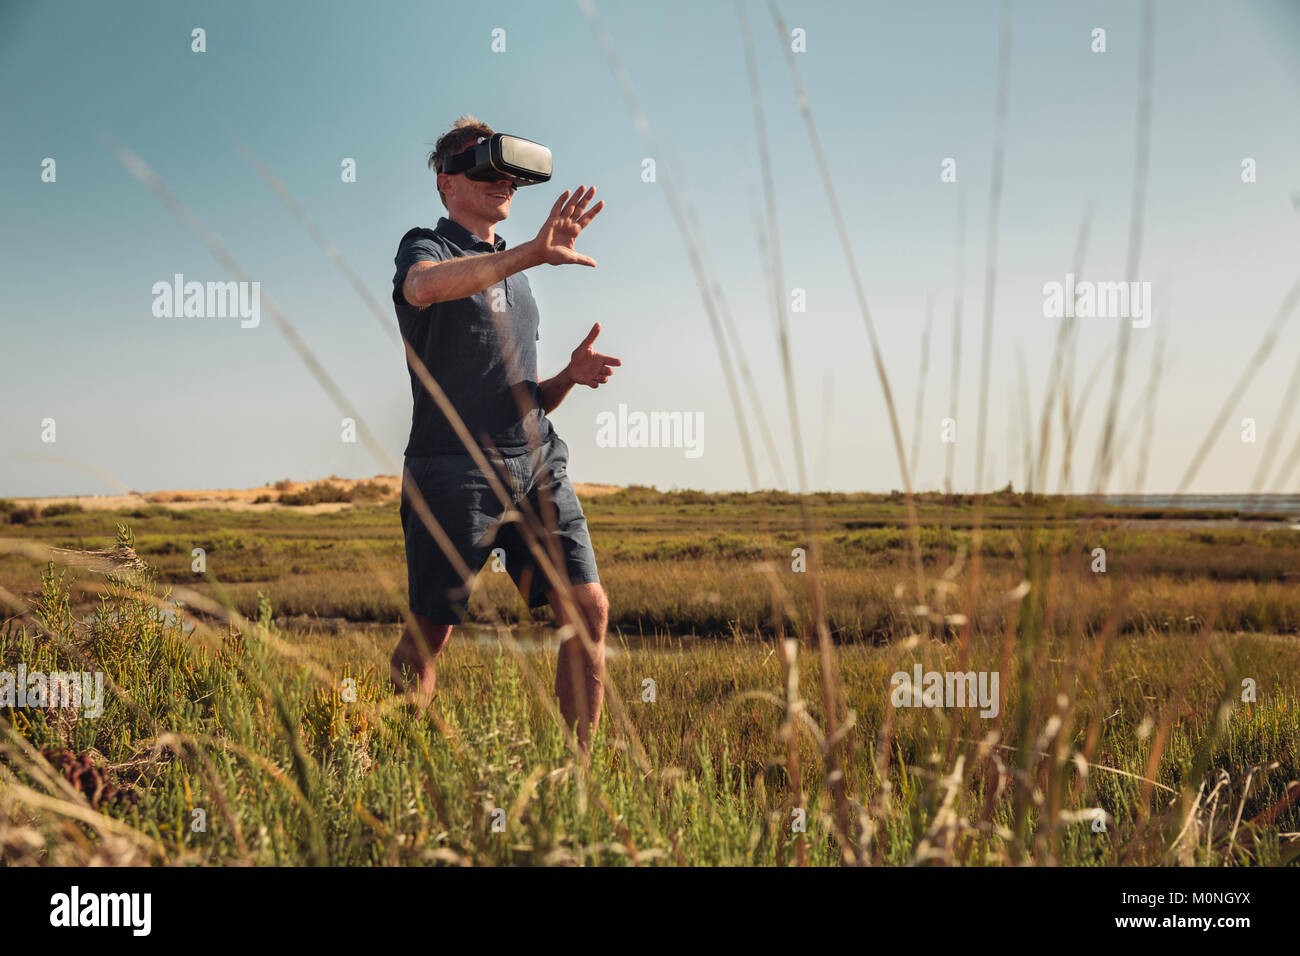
top-left (390, 116), bottom-right (618, 751)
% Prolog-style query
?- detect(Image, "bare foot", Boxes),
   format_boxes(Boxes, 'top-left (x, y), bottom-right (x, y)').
top-left (390, 615), bottom-right (451, 712)
top-left (390, 646), bottom-right (436, 710)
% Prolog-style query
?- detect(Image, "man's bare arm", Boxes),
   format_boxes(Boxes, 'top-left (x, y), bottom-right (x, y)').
top-left (402, 242), bottom-right (541, 309)
top-left (539, 322), bottom-right (620, 415)
top-left (539, 366), bottom-right (577, 414)
top-left (403, 186), bottom-right (606, 310)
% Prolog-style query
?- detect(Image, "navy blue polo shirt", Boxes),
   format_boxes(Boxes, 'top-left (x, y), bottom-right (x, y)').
top-left (392, 217), bottom-right (554, 457)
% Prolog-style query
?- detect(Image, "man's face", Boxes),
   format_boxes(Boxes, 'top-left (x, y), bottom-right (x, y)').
top-left (441, 164), bottom-right (515, 224)
top-left (471, 173), bottom-right (515, 222)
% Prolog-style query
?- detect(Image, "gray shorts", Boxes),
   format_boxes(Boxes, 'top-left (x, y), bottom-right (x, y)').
top-left (400, 435), bottom-right (600, 624)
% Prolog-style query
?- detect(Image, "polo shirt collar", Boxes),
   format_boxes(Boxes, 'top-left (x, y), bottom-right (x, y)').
top-left (436, 216), bottom-right (507, 252)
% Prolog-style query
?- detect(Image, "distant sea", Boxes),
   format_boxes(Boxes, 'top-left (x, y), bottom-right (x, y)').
top-left (1100, 494), bottom-right (1300, 516)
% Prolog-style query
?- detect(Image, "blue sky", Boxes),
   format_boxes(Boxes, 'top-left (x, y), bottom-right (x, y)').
top-left (2, 0), bottom-right (1298, 497)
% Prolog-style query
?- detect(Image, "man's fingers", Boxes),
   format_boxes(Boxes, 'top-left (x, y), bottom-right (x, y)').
top-left (571, 186), bottom-right (596, 220)
top-left (562, 185), bottom-right (587, 219)
top-left (579, 322), bottom-right (601, 349)
top-left (549, 190), bottom-right (571, 218)
top-left (577, 200), bottom-right (605, 229)
top-left (561, 185), bottom-right (582, 218)
top-left (556, 248), bottom-right (596, 267)
top-left (593, 353), bottom-right (621, 366)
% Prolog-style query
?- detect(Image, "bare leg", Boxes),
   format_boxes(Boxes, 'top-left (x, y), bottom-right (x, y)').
top-left (549, 582), bottom-right (609, 752)
top-left (391, 612), bottom-right (453, 709)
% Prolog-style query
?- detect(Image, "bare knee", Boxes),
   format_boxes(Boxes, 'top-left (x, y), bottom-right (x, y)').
top-left (549, 582), bottom-right (609, 643)
top-left (590, 585), bottom-right (609, 628)
top-left (576, 583), bottom-right (609, 643)
top-left (401, 613), bottom-right (452, 658)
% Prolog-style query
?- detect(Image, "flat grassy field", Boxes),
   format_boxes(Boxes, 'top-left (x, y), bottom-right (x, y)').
top-left (3, 487), bottom-right (1296, 638)
top-left (0, 489), bottom-right (1297, 865)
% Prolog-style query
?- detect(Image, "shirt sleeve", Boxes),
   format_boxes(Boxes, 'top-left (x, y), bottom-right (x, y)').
top-left (392, 231), bottom-right (448, 304)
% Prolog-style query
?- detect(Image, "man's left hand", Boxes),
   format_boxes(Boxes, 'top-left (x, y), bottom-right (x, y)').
top-left (567, 323), bottom-right (621, 388)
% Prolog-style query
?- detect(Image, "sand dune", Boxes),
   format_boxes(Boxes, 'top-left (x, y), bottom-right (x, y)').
top-left (10, 475), bottom-right (623, 513)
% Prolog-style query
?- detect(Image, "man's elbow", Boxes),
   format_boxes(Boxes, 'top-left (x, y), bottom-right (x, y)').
top-left (403, 264), bottom-right (439, 309)
top-left (402, 278), bottom-right (429, 309)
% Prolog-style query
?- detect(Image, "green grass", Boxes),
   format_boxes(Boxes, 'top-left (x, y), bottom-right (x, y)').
top-left (2, 493), bottom-right (1297, 639)
top-left (0, 500), bottom-right (1297, 866)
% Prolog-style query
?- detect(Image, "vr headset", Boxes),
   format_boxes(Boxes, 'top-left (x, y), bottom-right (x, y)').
top-left (439, 133), bottom-right (552, 188)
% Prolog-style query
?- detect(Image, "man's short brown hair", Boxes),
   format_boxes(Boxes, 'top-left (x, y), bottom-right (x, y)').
top-left (427, 115), bottom-right (495, 209)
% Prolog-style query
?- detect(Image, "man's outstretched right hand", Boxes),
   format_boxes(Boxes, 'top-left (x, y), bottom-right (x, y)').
top-left (530, 185), bottom-right (605, 267)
